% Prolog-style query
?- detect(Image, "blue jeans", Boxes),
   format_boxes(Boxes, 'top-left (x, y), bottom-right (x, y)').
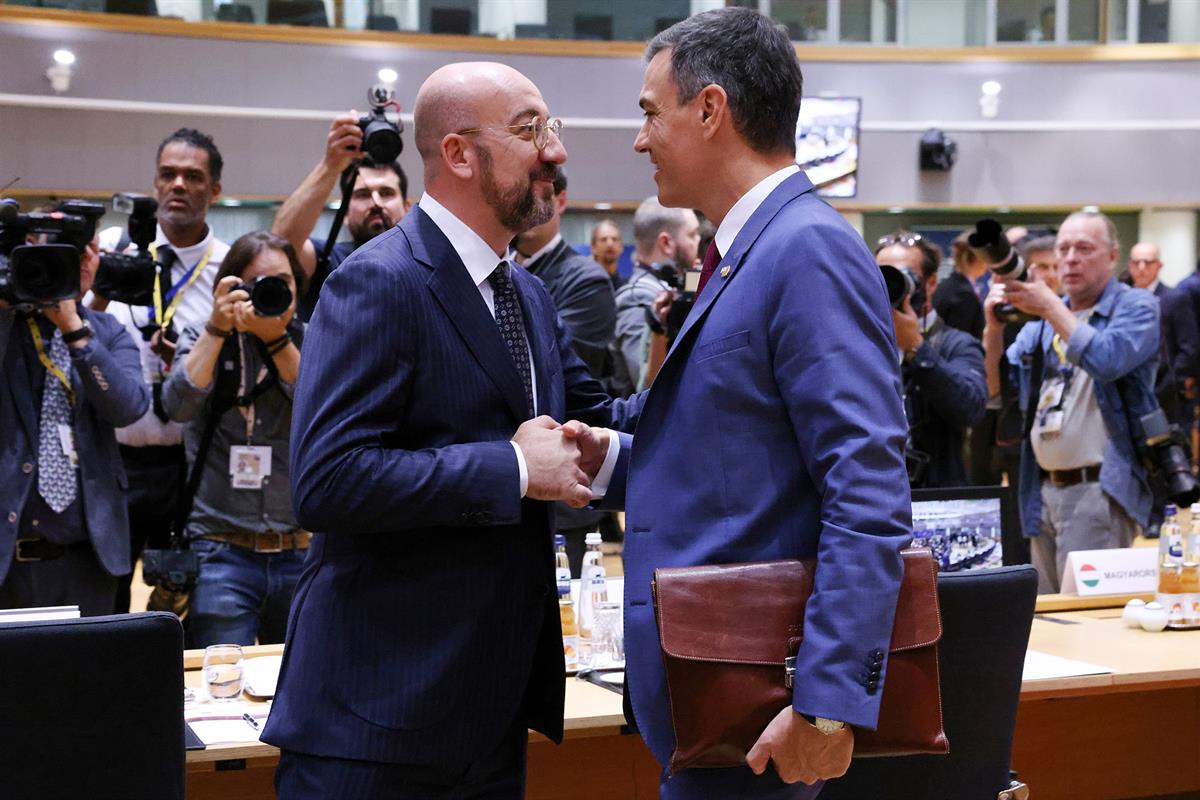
top-left (189, 537), bottom-right (306, 648)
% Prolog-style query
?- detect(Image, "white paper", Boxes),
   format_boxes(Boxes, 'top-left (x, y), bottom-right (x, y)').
top-left (185, 705), bottom-right (269, 746)
top-left (243, 655), bottom-right (284, 698)
top-left (1022, 649), bottom-right (1113, 681)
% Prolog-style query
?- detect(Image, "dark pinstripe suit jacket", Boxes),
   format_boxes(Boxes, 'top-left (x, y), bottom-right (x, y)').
top-left (262, 205), bottom-right (625, 771)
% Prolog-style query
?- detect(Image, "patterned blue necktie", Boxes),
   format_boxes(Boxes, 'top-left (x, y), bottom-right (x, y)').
top-left (37, 327), bottom-right (78, 513)
top-left (488, 262), bottom-right (534, 419)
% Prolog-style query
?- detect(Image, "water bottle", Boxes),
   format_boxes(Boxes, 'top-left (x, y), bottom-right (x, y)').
top-left (578, 532), bottom-right (608, 665)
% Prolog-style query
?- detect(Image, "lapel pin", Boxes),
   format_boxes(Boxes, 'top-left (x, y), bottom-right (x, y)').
top-left (720, 266), bottom-right (730, 278)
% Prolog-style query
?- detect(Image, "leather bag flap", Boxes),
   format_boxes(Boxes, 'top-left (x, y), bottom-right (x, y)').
top-left (654, 548), bottom-right (940, 664)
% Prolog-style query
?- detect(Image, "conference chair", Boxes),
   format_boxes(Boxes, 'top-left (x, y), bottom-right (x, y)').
top-left (267, 0), bottom-right (328, 27)
top-left (819, 565), bottom-right (1038, 800)
top-left (216, 2), bottom-right (255, 22)
top-left (366, 13), bottom-right (399, 30)
top-left (0, 612), bottom-right (186, 800)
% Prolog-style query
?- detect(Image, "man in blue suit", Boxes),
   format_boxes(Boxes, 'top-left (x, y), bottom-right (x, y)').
top-left (1, 231), bottom-right (149, 615)
top-left (578, 9), bottom-right (914, 798)
top-left (263, 62), bottom-right (622, 798)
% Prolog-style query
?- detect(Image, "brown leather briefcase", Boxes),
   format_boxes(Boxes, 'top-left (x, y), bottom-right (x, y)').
top-left (651, 547), bottom-right (948, 774)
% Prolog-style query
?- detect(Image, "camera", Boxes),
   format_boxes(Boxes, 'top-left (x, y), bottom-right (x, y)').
top-left (94, 193), bottom-right (161, 305)
top-left (968, 218), bottom-right (1036, 325)
top-left (645, 262), bottom-right (699, 342)
top-left (358, 84), bottom-right (404, 164)
top-left (141, 545), bottom-right (199, 593)
top-left (1138, 407), bottom-right (1200, 507)
top-left (0, 198), bottom-right (104, 309)
top-left (235, 275), bottom-right (293, 317)
top-left (879, 264), bottom-right (926, 314)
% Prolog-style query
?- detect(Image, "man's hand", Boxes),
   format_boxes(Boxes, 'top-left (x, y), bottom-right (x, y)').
top-left (324, 113), bottom-right (363, 174)
top-left (150, 328), bottom-right (177, 368)
top-left (891, 296), bottom-right (922, 353)
top-left (1000, 280), bottom-right (1064, 320)
top-left (513, 416), bottom-right (591, 508)
top-left (746, 708), bottom-right (854, 785)
top-left (652, 289), bottom-right (675, 328)
top-left (41, 299), bottom-right (83, 335)
top-left (559, 420), bottom-right (611, 479)
top-left (983, 281), bottom-right (1007, 331)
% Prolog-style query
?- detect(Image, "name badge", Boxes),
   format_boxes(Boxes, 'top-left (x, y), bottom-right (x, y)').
top-left (230, 445), bottom-right (272, 490)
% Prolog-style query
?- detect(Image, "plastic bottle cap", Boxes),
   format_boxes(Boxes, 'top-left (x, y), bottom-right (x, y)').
top-left (554, 534), bottom-right (566, 547)
top-left (1191, 503), bottom-right (1200, 515)
top-left (1165, 504), bottom-right (1178, 517)
top-left (585, 532), bottom-right (602, 545)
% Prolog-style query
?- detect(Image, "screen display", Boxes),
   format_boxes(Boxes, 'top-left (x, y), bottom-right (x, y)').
top-left (795, 96), bottom-right (861, 199)
top-left (911, 496), bottom-right (1004, 573)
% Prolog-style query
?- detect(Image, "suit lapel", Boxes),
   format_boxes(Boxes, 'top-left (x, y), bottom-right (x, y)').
top-left (5, 315), bottom-right (41, 447)
top-left (409, 208), bottom-right (529, 422)
top-left (666, 171), bottom-right (817, 360)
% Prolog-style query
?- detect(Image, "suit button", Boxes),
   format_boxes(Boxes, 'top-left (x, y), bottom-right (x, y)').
top-left (871, 648), bottom-right (884, 659)
top-left (22, 462), bottom-right (33, 474)
top-left (6, 512), bottom-right (15, 523)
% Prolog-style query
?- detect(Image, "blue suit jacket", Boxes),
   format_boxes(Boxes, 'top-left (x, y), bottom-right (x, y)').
top-left (262, 207), bottom-right (615, 771)
top-left (0, 306), bottom-right (148, 585)
top-left (602, 172), bottom-right (913, 767)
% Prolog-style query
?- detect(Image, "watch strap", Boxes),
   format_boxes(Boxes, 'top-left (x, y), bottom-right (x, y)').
top-left (62, 324), bottom-right (93, 344)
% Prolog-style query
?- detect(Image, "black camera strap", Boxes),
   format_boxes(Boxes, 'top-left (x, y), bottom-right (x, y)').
top-left (168, 335), bottom-right (243, 544)
top-left (1022, 322), bottom-right (1048, 443)
top-left (318, 164), bottom-right (359, 271)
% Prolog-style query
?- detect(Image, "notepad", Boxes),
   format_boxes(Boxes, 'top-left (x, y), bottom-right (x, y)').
top-left (185, 706), bottom-right (269, 746)
top-left (1022, 649), bottom-right (1113, 681)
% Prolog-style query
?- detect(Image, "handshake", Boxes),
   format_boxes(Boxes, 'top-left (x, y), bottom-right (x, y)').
top-left (512, 416), bottom-right (611, 509)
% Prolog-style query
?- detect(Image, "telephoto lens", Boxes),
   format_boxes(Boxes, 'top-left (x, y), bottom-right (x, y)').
top-left (236, 275), bottom-right (293, 317)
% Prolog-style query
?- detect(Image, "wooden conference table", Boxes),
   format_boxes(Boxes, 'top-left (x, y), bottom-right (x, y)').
top-left (185, 596), bottom-right (1200, 800)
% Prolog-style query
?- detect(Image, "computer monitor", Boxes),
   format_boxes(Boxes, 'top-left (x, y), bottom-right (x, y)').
top-left (795, 96), bottom-right (861, 199)
top-left (910, 485), bottom-right (1025, 571)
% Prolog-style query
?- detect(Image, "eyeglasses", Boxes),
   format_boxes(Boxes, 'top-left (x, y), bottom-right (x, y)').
top-left (877, 232), bottom-right (924, 248)
top-left (456, 116), bottom-right (564, 152)
top-left (1130, 259), bottom-right (1160, 266)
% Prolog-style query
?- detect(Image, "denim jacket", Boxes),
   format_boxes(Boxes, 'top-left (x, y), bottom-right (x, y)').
top-left (1006, 278), bottom-right (1160, 536)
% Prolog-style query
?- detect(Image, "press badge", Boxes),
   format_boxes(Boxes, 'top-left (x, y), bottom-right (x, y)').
top-left (230, 445), bottom-right (272, 489)
top-left (1037, 378), bottom-right (1066, 437)
top-left (57, 424), bottom-right (79, 469)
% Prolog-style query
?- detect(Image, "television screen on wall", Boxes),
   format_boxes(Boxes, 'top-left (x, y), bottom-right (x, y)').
top-left (795, 96), bottom-right (862, 199)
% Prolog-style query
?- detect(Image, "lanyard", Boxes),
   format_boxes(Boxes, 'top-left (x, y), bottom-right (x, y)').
top-left (1050, 333), bottom-right (1068, 366)
top-left (149, 241), bottom-right (213, 330)
top-left (26, 318), bottom-right (76, 407)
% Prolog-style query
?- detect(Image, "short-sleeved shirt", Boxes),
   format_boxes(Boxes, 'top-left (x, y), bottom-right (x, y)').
top-left (299, 238), bottom-right (356, 322)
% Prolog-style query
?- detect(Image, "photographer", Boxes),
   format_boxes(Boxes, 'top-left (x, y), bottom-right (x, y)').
top-left (610, 197), bottom-right (700, 396)
top-left (1, 229), bottom-right (149, 615)
top-left (162, 231), bottom-right (306, 647)
top-left (94, 128), bottom-right (230, 613)
top-left (991, 210), bottom-right (1159, 593)
top-left (874, 239), bottom-right (988, 488)
top-left (272, 112), bottom-right (411, 322)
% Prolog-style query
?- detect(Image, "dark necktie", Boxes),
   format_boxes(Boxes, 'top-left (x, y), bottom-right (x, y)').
top-left (488, 262), bottom-right (535, 418)
top-left (695, 241), bottom-right (723, 296)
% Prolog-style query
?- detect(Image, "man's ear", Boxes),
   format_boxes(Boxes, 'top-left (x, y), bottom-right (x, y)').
top-left (697, 84), bottom-right (729, 141)
top-left (209, 181), bottom-right (222, 204)
top-left (555, 188), bottom-right (569, 217)
top-left (442, 134), bottom-right (474, 180)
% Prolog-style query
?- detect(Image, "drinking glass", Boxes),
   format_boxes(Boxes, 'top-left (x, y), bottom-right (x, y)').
top-left (202, 644), bottom-right (244, 702)
top-left (592, 602), bottom-right (624, 665)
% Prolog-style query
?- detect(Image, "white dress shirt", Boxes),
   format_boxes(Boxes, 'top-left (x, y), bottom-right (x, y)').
top-left (96, 224), bottom-right (228, 447)
top-left (418, 194), bottom-right (618, 499)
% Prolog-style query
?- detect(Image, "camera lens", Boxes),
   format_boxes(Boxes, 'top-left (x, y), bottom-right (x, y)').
top-left (247, 275), bottom-right (293, 317)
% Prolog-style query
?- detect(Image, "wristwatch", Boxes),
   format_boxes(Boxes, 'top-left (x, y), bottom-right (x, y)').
top-left (814, 717), bottom-right (846, 734)
top-left (62, 324), bottom-right (93, 344)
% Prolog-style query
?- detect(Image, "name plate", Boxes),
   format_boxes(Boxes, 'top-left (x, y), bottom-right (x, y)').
top-left (1061, 547), bottom-right (1158, 596)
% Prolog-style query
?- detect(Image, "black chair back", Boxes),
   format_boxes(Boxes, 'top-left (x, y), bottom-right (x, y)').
top-left (267, 0), bottom-right (329, 27)
top-left (216, 2), bottom-right (255, 22)
top-left (820, 565), bottom-right (1038, 800)
top-left (0, 612), bottom-right (185, 800)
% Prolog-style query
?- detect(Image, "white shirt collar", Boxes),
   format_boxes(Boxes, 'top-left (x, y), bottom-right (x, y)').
top-left (419, 192), bottom-right (508, 288)
top-left (519, 233), bottom-right (563, 268)
top-left (1147, 278), bottom-right (1161, 294)
top-left (154, 223), bottom-right (215, 263)
top-left (713, 165), bottom-right (801, 258)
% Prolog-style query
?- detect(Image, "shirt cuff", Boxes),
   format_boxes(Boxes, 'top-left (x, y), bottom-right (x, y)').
top-left (588, 429), bottom-right (621, 500)
top-left (511, 440), bottom-right (529, 498)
